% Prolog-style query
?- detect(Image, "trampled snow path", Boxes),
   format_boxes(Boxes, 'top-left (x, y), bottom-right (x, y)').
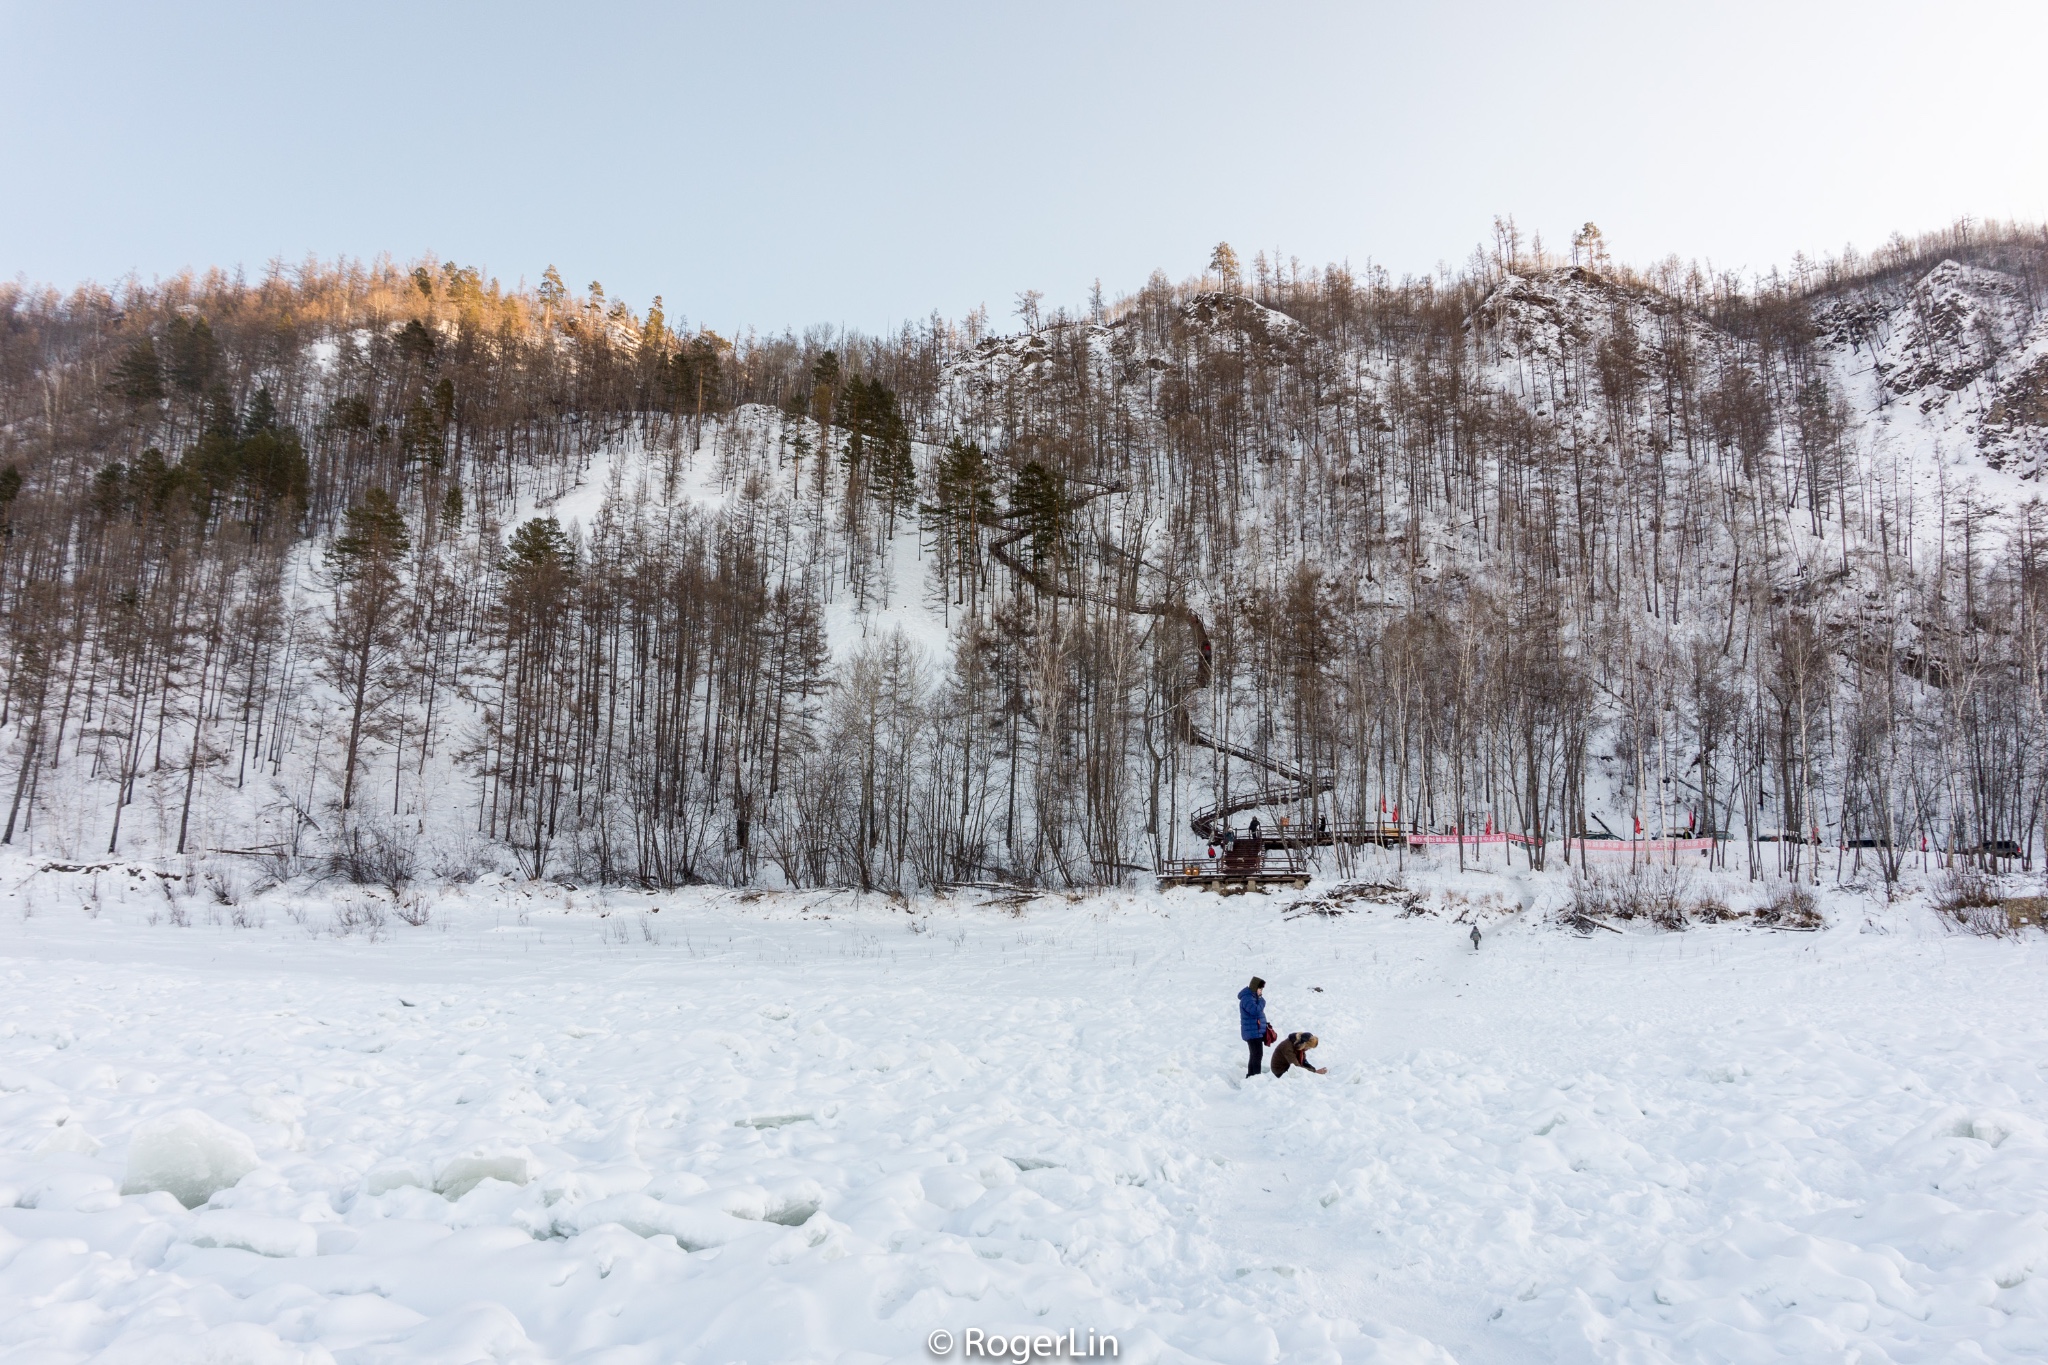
top-left (3, 868), bottom-right (2047, 1363)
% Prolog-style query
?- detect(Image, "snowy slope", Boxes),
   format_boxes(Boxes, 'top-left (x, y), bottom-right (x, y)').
top-left (4, 854), bottom-right (2047, 1363)
top-left (0, 405), bottom-right (955, 883)
top-left (12, 257), bottom-right (2040, 883)
top-left (1819, 257), bottom-right (2048, 502)
top-left (528, 409), bottom-right (954, 667)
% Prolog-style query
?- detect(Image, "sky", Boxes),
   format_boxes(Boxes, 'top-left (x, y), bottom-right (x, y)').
top-left (2, 0), bottom-right (2044, 335)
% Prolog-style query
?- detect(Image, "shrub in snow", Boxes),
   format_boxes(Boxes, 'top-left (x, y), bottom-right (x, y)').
top-left (1935, 864), bottom-right (2036, 936)
top-left (1566, 866), bottom-right (1731, 932)
top-left (202, 862), bottom-right (241, 906)
top-left (1756, 883), bottom-right (1823, 930)
top-left (120, 1109), bottom-right (259, 1208)
top-left (332, 822), bottom-right (416, 895)
top-left (1935, 862), bottom-right (2000, 916)
top-left (1691, 893), bottom-right (1738, 922)
top-left (2005, 896), bottom-right (2048, 931)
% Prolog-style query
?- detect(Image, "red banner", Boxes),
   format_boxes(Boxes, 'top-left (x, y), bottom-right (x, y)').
top-left (1569, 838), bottom-right (1717, 855)
top-left (1399, 834), bottom-right (1718, 853)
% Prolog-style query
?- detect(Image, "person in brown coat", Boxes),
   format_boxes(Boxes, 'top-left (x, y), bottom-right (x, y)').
top-left (1269, 1032), bottom-right (1327, 1077)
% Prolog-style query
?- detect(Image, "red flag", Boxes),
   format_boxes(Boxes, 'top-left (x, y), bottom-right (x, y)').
top-left (1379, 795), bottom-right (1387, 814)
top-left (1633, 814), bottom-right (1643, 836)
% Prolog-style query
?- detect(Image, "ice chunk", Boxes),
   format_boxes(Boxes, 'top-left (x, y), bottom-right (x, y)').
top-left (434, 1152), bottom-right (531, 1200)
top-left (364, 1158), bottom-right (431, 1195)
top-left (120, 1109), bottom-right (259, 1208)
top-left (557, 1193), bottom-right (751, 1249)
top-left (20, 1170), bottom-right (119, 1211)
top-left (35, 1122), bottom-right (100, 1157)
top-left (719, 1180), bottom-right (827, 1225)
top-left (539, 1162), bottom-right (649, 1207)
top-left (315, 1225), bottom-right (360, 1255)
top-left (187, 1210), bottom-right (316, 1258)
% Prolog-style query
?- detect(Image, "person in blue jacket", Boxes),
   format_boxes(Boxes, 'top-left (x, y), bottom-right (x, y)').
top-left (1239, 976), bottom-right (1269, 1076)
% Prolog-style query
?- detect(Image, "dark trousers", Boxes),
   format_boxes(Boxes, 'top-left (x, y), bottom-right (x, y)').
top-left (1246, 1038), bottom-right (1264, 1077)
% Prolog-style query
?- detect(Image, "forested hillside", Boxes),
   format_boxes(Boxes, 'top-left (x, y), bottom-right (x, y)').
top-left (3, 222), bottom-right (2046, 893)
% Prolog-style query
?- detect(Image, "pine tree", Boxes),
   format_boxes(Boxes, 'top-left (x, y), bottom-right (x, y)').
top-left (1010, 460), bottom-right (1067, 565)
top-left (810, 350), bottom-right (841, 483)
top-left (324, 489), bottom-right (411, 813)
top-left (923, 438), bottom-right (997, 598)
top-left (496, 517), bottom-right (579, 875)
top-left (871, 428), bottom-right (917, 529)
top-left (538, 265), bottom-right (567, 311)
top-left (505, 515), bottom-right (573, 574)
top-left (1209, 242), bottom-right (1241, 292)
top-left (1571, 222), bottom-right (1609, 272)
top-left (642, 295), bottom-right (667, 351)
top-left (164, 316), bottom-right (219, 396)
top-left (836, 378), bottom-right (914, 527)
top-left (401, 392), bottom-right (446, 471)
top-left (396, 319), bottom-right (437, 366)
top-left (110, 337), bottom-right (164, 406)
top-left (234, 388), bottom-right (309, 518)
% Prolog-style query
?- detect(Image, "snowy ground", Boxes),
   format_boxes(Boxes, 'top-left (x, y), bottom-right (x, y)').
top-left (3, 855), bottom-right (2047, 1364)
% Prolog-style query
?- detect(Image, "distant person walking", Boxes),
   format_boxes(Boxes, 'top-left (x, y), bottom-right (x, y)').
top-left (1239, 977), bottom-right (1271, 1077)
top-left (1270, 1032), bottom-right (1327, 1077)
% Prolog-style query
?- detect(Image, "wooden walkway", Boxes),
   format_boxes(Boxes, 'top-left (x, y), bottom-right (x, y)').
top-left (1204, 820), bottom-right (1413, 849)
top-left (1155, 837), bottom-right (1314, 894)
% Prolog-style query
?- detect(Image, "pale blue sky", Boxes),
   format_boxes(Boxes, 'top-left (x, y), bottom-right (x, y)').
top-left (3, 1), bottom-right (2043, 333)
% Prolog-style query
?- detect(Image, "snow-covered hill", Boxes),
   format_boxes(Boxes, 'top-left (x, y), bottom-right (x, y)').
top-left (6, 239), bottom-right (2048, 896)
top-left (7, 240), bottom-right (2048, 1360)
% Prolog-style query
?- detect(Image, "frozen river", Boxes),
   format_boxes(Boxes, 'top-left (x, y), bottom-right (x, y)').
top-left (3, 865), bottom-right (2045, 1363)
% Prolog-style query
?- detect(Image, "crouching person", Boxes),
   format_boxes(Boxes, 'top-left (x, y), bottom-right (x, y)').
top-left (1270, 1032), bottom-right (1327, 1077)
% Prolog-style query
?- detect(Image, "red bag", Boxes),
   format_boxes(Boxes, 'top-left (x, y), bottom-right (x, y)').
top-left (1261, 1023), bottom-right (1277, 1045)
